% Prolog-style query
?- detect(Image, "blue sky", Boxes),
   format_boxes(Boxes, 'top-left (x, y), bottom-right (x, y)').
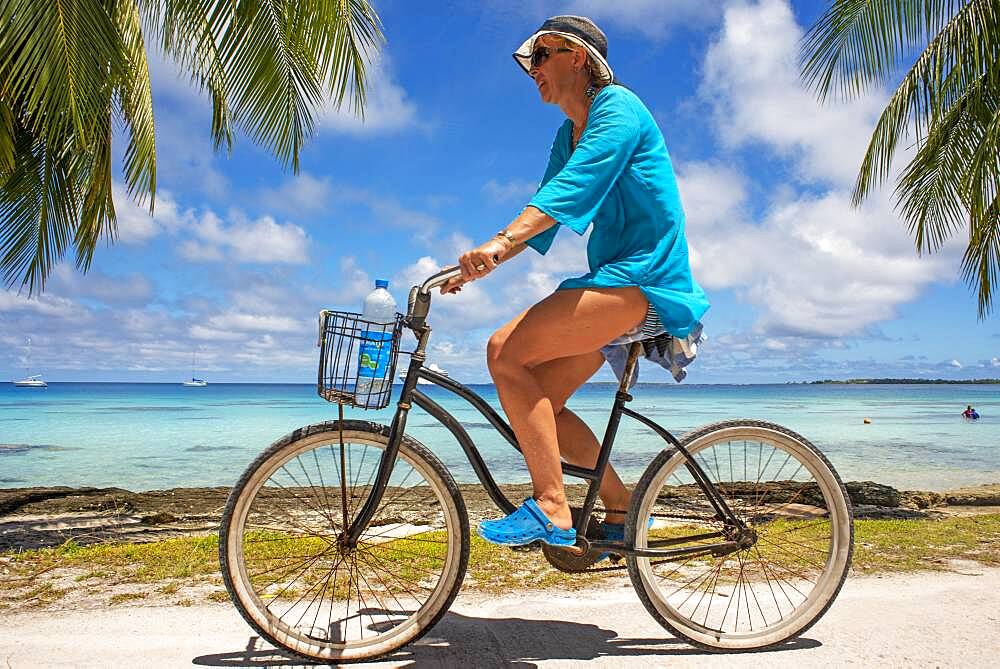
top-left (2, 0), bottom-right (997, 384)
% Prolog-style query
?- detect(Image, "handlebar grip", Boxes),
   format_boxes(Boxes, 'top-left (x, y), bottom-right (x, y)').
top-left (418, 255), bottom-right (500, 294)
top-left (408, 255), bottom-right (502, 328)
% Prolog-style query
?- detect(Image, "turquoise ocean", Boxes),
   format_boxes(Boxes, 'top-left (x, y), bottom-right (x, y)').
top-left (2, 382), bottom-right (997, 492)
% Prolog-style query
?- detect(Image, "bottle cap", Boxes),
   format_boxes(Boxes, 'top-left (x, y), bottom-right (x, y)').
top-left (375, 279), bottom-right (389, 289)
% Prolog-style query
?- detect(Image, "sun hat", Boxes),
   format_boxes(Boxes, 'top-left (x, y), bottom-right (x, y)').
top-left (512, 15), bottom-right (614, 84)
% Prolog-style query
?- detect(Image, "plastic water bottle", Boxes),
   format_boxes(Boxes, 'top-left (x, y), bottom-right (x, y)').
top-left (356, 279), bottom-right (397, 407)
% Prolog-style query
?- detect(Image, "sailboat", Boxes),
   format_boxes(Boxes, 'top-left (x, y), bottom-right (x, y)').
top-left (13, 337), bottom-right (47, 388)
top-left (182, 352), bottom-right (208, 387)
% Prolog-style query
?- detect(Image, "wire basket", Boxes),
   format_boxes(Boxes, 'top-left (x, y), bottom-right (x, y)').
top-left (317, 310), bottom-right (404, 410)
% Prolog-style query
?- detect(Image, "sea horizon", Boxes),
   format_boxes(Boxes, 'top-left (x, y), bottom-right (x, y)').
top-left (3, 381), bottom-right (997, 494)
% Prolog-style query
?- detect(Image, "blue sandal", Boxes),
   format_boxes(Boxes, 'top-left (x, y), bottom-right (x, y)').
top-left (597, 517), bottom-right (654, 562)
top-left (478, 498), bottom-right (576, 547)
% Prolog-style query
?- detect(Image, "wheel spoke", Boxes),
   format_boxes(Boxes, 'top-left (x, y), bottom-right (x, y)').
top-left (221, 431), bottom-right (466, 660)
top-left (630, 423), bottom-right (851, 648)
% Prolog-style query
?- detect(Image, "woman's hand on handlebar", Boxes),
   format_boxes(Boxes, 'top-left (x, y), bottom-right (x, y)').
top-left (439, 276), bottom-right (467, 294)
top-left (458, 237), bottom-right (509, 283)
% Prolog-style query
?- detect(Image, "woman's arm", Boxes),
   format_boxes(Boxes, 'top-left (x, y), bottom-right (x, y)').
top-left (440, 208), bottom-right (553, 294)
top-left (454, 206), bottom-right (555, 283)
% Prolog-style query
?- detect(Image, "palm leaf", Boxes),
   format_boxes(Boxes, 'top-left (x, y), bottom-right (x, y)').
top-left (962, 196), bottom-right (1000, 314)
top-left (0, 100), bottom-right (15, 174)
top-left (152, 0), bottom-right (234, 153)
top-left (801, 0), bottom-right (965, 101)
top-left (893, 73), bottom-right (987, 252)
top-left (0, 120), bottom-right (78, 292)
top-left (221, 0), bottom-right (323, 173)
top-left (305, 0), bottom-right (384, 115)
top-left (116, 0), bottom-right (157, 207)
top-left (0, 0), bottom-right (124, 147)
top-left (1, 0), bottom-right (383, 292)
top-left (847, 1), bottom-right (999, 202)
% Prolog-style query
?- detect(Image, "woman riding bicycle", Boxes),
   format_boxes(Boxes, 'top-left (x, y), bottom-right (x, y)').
top-left (442, 15), bottom-right (709, 548)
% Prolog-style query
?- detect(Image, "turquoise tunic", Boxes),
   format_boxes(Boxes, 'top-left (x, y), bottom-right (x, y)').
top-left (525, 85), bottom-right (709, 338)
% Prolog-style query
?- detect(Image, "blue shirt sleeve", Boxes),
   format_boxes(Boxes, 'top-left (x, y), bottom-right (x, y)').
top-left (524, 121), bottom-right (571, 255)
top-left (527, 89), bottom-right (641, 238)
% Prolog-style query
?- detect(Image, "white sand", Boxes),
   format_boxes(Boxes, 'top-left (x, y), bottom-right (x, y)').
top-left (3, 567), bottom-right (998, 668)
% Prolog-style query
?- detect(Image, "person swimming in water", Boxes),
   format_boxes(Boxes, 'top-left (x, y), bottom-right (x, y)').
top-left (962, 405), bottom-right (980, 419)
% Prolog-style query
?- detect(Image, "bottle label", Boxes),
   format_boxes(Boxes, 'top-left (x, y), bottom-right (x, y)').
top-left (358, 331), bottom-right (393, 379)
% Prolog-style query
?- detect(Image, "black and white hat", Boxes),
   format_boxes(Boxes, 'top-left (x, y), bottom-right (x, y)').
top-left (512, 15), bottom-right (613, 84)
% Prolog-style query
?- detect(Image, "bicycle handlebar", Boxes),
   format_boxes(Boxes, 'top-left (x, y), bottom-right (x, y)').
top-left (406, 255), bottom-right (500, 329)
top-left (419, 265), bottom-right (464, 294)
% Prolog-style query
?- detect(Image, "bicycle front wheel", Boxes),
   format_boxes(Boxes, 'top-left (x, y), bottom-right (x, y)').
top-left (626, 420), bottom-right (853, 651)
top-left (220, 420), bottom-right (469, 663)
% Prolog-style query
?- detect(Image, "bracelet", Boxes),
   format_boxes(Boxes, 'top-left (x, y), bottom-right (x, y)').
top-left (496, 230), bottom-right (516, 246)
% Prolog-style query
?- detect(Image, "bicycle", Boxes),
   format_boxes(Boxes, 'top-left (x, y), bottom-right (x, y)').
top-left (219, 265), bottom-right (854, 663)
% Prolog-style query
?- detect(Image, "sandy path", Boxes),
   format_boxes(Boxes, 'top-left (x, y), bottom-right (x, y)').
top-left (2, 568), bottom-right (998, 668)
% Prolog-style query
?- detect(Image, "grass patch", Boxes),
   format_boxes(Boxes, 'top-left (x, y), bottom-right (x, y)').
top-left (1, 515), bottom-right (997, 610)
top-left (853, 514), bottom-right (1000, 572)
top-left (109, 592), bottom-right (148, 605)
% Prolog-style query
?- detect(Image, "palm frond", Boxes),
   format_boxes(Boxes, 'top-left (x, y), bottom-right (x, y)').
top-left (115, 0), bottom-right (157, 208)
top-left (842, 1), bottom-right (1000, 201)
top-left (304, 0), bottom-right (384, 115)
top-left (893, 73), bottom-right (988, 252)
top-left (154, 0), bottom-right (381, 169)
top-left (962, 195), bottom-right (1000, 315)
top-left (221, 0), bottom-right (323, 173)
top-left (0, 100), bottom-right (15, 175)
top-left (0, 0), bottom-right (124, 147)
top-left (801, 0), bottom-right (965, 101)
top-left (74, 90), bottom-right (115, 272)
top-left (152, 0), bottom-right (235, 153)
top-left (0, 120), bottom-right (77, 293)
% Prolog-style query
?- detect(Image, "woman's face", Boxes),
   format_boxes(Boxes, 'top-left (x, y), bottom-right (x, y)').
top-left (529, 36), bottom-right (585, 105)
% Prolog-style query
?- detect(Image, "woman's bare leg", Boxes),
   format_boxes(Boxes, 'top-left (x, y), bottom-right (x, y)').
top-left (487, 287), bottom-right (647, 530)
top-left (531, 352), bottom-right (631, 525)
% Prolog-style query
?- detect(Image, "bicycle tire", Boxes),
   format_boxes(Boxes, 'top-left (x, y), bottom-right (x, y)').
top-left (626, 419), bottom-right (853, 651)
top-left (219, 420), bottom-right (469, 663)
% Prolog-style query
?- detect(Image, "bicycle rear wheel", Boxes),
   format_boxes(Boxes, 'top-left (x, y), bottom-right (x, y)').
top-left (219, 420), bottom-right (469, 663)
top-left (626, 420), bottom-right (853, 651)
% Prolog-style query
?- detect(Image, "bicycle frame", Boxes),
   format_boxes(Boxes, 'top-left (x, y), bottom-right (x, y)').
top-left (343, 286), bottom-right (744, 561)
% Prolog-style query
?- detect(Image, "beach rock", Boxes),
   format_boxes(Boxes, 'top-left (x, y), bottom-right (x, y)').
top-left (844, 481), bottom-right (901, 508)
top-left (851, 505), bottom-right (943, 520)
top-left (900, 490), bottom-right (946, 509)
top-left (140, 512), bottom-right (178, 526)
top-left (943, 484), bottom-right (1000, 506)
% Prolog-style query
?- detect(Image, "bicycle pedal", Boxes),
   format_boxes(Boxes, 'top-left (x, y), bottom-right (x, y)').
top-left (510, 542), bottom-right (542, 553)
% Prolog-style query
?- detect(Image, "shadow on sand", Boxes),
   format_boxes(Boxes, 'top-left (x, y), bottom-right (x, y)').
top-left (192, 611), bottom-right (820, 667)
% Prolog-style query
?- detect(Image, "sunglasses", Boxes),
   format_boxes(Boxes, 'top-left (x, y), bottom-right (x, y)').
top-left (530, 46), bottom-right (574, 69)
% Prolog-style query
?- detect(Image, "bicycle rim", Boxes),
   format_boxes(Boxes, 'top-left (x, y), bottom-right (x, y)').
top-left (627, 420), bottom-right (853, 650)
top-left (221, 425), bottom-right (468, 662)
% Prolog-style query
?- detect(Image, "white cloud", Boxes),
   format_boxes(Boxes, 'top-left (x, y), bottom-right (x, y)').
top-left (681, 0), bottom-right (968, 338)
top-left (318, 53), bottom-right (419, 135)
top-left (185, 211), bottom-right (309, 264)
top-left (680, 161), bottom-right (961, 336)
top-left (189, 325), bottom-right (247, 341)
top-left (113, 185), bottom-right (190, 244)
top-left (256, 174), bottom-right (334, 217)
top-left (702, 0), bottom-right (886, 187)
top-left (207, 312), bottom-right (303, 333)
top-left (949, 359), bottom-right (963, 368)
top-left (0, 291), bottom-right (76, 316)
top-left (49, 266), bottom-right (154, 305)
